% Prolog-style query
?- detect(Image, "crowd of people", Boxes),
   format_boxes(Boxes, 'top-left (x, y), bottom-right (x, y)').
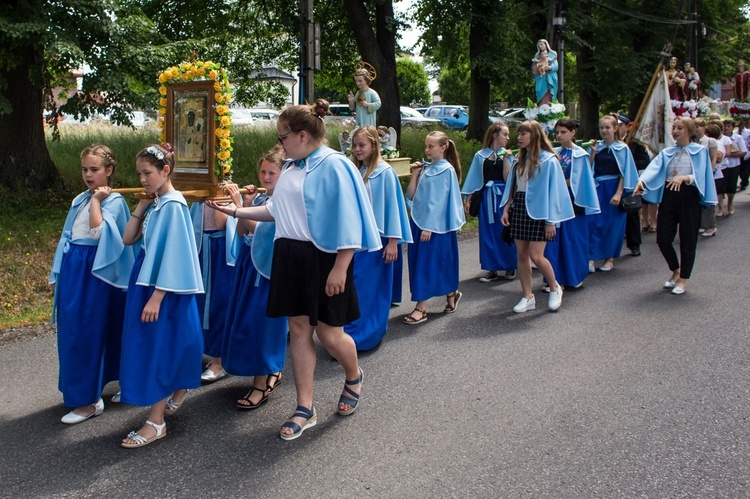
top-left (51, 87), bottom-right (741, 446)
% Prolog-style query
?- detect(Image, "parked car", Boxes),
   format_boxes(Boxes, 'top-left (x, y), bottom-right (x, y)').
top-left (414, 107), bottom-right (429, 115)
top-left (400, 106), bottom-right (442, 128)
top-left (494, 107), bottom-right (525, 128)
top-left (231, 108), bottom-right (255, 126)
top-left (248, 108), bottom-right (279, 124)
top-left (423, 105), bottom-right (471, 130)
top-left (130, 111), bottom-right (153, 128)
top-left (327, 103), bottom-right (356, 122)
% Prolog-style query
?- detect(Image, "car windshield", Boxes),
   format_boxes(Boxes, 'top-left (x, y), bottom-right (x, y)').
top-left (401, 107), bottom-right (422, 118)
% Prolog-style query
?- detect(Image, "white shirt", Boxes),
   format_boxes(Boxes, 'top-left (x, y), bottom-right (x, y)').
top-left (71, 200), bottom-right (102, 240)
top-left (726, 132), bottom-right (747, 168)
top-left (266, 163), bottom-right (313, 242)
top-left (718, 135), bottom-right (733, 171)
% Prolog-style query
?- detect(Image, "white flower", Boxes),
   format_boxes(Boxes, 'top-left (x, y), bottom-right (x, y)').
top-left (538, 103), bottom-right (551, 115)
top-left (525, 108), bottom-right (538, 120)
top-left (550, 103), bottom-right (566, 114)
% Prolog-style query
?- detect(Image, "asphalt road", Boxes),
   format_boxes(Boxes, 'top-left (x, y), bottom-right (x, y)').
top-left (2, 195), bottom-right (750, 498)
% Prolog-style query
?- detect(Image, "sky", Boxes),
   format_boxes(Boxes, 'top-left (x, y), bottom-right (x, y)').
top-left (394, 0), bottom-right (439, 92)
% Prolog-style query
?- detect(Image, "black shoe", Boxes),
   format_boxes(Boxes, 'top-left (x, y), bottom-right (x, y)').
top-left (630, 248), bottom-right (641, 257)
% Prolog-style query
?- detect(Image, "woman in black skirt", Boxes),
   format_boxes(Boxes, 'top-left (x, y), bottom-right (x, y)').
top-left (500, 120), bottom-right (575, 313)
top-left (207, 99), bottom-right (382, 440)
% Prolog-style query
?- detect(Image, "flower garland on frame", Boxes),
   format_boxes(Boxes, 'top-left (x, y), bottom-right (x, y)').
top-left (157, 61), bottom-right (233, 181)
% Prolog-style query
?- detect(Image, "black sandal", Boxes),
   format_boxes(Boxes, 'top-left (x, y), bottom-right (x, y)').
top-left (266, 372), bottom-right (282, 392)
top-left (236, 386), bottom-right (269, 410)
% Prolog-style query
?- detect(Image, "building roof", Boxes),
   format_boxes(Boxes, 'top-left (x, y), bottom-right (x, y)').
top-left (248, 67), bottom-right (296, 82)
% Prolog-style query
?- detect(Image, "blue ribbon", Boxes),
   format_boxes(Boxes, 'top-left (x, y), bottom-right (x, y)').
top-left (485, 180), bottom-right (506, 224)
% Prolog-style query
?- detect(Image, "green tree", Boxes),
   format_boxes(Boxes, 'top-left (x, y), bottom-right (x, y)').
top-left (397, 57), bottom-right (430, 106)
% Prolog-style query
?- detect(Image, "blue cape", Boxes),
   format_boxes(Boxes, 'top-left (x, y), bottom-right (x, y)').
top-left (500, 150), bottom-right (575, 223)
top-left (300, 146), bottom-right (382, 253)
top-left (461, 148), bottom-right (509, 195)
top-left (590, 141), bottom-right (639, 191)
top-left (639, 143), bottom-right (718, 206)
top-left (50, 191), bottom-right (135, 289)
top-left (136, 190), bottom-right (204, 293)
top-left (411, 159), bottom-right (466, 233)
top-left (364, 162), bottom-right (413, 244)
top-left (556, 145), bottom-right (601, 215)
top-left (190, 202), bottom-right (238, 266)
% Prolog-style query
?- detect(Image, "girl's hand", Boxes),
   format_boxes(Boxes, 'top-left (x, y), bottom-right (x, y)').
top-left (666, 176), bottom-right (686, 191)
top-left (501, 210), bottom-right (511, 227)
top-left (633, 181), bottom-right (645, 196)
top-left (242, 184), bottom-right (258, 205)
top-left (420, 230), bottom-right (432, 242)
top-left (410, 162), bottom-right (423, 175)
top-left (464, 199), bottom-right (471, 214)
top-left (137, 197), bottom-right (155, 209)
top-left (205, 199), bottom-right (232, 214)
top-left (325, 267), bottom-right (347, 297)
top-left (92, 186), bottom-right (111, 202)
top-left (383, 239), bottom-right (399, 264)
top-left (141, 294), bottom-right (163, 323)
top-left (223, 182), bottom-right (242, 207)
top-left (610, 193), bottom-right (622, 206)
top-left (545, 224), bottom-right (556, 240)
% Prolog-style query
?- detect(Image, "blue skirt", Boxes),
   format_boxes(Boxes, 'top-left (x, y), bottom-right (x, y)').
top-left (408, 220), bottom-right (459, 302)
top-left (345, 237), bottom-right (394, 351)
top-left (57, 244), bottom-right (126, 407)
top-left (588, 178), bottom-right (626, 260)
top-left (195, 231), bottom-right (235, 357)
top-left (391, 244), bottom-right (404, 304)
top-left (478, 187), bottom-right (517, 271)
top-left (222, 244), bottom-right (287, 376)
top-left (544, 214), bottom-right (590, 287)
top-left (119, 250), bottom-right (203, 406)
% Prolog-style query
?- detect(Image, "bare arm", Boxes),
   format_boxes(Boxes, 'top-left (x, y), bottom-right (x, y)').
top-left (205, 200), bottom-right (274, 222)
top-left (122, 198), bottom-right (154, 246)
top-left (325, 248), bottom-right (355, 296)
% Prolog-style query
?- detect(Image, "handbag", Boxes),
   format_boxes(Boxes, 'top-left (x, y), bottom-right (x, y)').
top-left (468, 189), bottom-right (483, 217)
top-left (619, 193), bottom-right (642, 213)
top-left (501, 205), bottom-right (513, 244)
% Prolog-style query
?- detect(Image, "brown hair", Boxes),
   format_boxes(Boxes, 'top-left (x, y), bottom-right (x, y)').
top-left (80, 144), bottom-right (117, 185)
top-left (555, 118), bottom-right (577, 132)
top-left (706, 123), bottom-right (722, 139)
top-left (693, 117), bottom-right (707, 128)
top-left (278, 99), bottom-right (329, 142)
top-left (482, 123), bottom-right (509, 149)
top-left (426, 130), bottom-right (462, 182)
top-left (515, 120), bottom-right (555, 178)
top-left (136, 143), bottom-right (175, 174)
top-left (352, 126), bottom-right (383, 183)
top-left (674, 116), bottom-right (696, 137)
top-left (257, 144), bottom-right (285, 170)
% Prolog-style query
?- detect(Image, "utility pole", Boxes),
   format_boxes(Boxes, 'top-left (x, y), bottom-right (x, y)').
top-left (299, 0), bottom-right (320, 105)
top-left (552, 0), bottom-right (566, 104)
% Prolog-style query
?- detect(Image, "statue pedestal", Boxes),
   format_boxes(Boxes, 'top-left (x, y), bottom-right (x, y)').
top-left (386, 157), bottom-right (411, 177)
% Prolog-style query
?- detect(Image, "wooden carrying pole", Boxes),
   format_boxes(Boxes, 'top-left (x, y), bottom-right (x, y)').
top-left (626, 44), bottom-right (673, 144)
top-left (112, 187), bottom-right (266, 202)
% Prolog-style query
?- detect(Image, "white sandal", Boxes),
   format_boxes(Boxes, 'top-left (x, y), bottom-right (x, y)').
top-left (121, 420), bottom-right (166, 449)
top-left (165, 389), bottom-right (192, 415)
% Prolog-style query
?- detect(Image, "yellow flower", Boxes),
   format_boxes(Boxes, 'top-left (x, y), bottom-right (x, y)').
top-left (158, 73), bottom-right (168, 83)
top-left (196, 68), bottom-right (205, 76)
top-left (220, 116), bottom-right (232, 127)
top-left (215, 128), bottom-right (225, 138)
top-left (171, 66), bottom-right (178, 74)
top-left (159, 98), bottom-right (167, 107)
top-left (159, 86), bottom-right (167, 96)
top-left (158, 108), bottom-right (166, 116)
top-left (217, 151), bottom-right (230, 161)
top-left (159, 132), bottom-right (165, 142)
top-left (219, 138), bottom-right (231, 150)
top-left (222, 163), bottom-right (231, 174)
top-left (181, 73), bottom-right (190, 81)
top-left (215, 93), bottom-right (223, 103)
top-left (213, 82), bottom-right (221, 92)
top-left (204, 60), bottom-right (215, 67)
top-left (210, 70), bottom-right (218, 80)
top-left (216, 105), bottom-right (229, 116)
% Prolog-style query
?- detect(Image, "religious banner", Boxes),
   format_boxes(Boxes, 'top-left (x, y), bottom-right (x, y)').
top-left (633, 70), bottom-right (674, 156)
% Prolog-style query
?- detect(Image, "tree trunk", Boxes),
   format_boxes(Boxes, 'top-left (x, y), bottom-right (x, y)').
top-left (576, 44), bottom-right (600, 140)
top-left (0, 45), bottom-right (60, 190)
top-left (343, 0), bottom-right (401, 143)
top-left (467, 2), bottom-right (492, 142)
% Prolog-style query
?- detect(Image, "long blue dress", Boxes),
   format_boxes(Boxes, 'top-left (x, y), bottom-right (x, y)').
top-left (345, 162), bottom-right (412, 350)
top-left (222, 195), bottom-right (288, 376)
top-left (119, 190), bottom-right (205, 407)
top-left (50, 191), bottom-right (135, 407)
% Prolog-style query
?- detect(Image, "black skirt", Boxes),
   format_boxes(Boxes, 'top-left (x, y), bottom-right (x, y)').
top-left (267, 238), bottom-right (360, 327)
top-left (509, 192), bottom-right (552, 242)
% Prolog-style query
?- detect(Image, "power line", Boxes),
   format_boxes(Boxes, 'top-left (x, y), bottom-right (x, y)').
top-left (587, 0), bottom-right (697, 25)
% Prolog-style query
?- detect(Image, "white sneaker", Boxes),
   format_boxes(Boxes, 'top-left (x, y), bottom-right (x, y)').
top-left (513, 295), bottom-right (536, 313)
top-left (548, 285), bottom-right (563, 311)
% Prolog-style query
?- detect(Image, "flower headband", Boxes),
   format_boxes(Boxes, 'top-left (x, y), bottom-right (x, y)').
top-left (146, 146), bottom-right (165, 160)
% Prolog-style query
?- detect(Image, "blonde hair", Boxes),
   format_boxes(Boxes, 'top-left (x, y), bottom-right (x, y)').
top-left (352, 126), bottom-right (383, 183)
top-left (515, 120), bottom-right (555, 178)
top-left (599, 114), bottom-right (621, 142)
top-left (80, 144), bottom-right (117, 185)
top-left (674, 116), bottom-right (696, 137)
top-left (426, 130), bottom-right (462, 182)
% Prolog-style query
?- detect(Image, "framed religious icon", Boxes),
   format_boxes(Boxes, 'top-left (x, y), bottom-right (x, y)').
top-left (165, 80), bottom-right (219, 191)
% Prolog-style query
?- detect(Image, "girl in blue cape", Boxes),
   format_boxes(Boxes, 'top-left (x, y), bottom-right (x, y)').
top-left (189, 198), bottom-right (237, 384)
top-left (543, 119), bottom-right (601, 289)
top-left (207, 100), bottom-right (381, 441)
top-left (119, 144), bottom-right (204, 449)
top-left (50, 144), bottom-right (135, 425)
top-left (461, 123), bottom-right (517, 283)
top-left (345, 126), bottom-right (412, 350)
top-left (221, 146), bottom-right (288, 410)
top-left (634, 116), bottom-right (717, 295)
top-left (402, 131), bottom-right (466, 325)
top-left (500, 120), bottom-right (574, 313)
top-left (587, 114), bottom-right (638, 272)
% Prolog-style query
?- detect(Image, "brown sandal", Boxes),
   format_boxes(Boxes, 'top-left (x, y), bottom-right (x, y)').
top-left (402, 308), bottom-right (427, 325)
top-left (443, 291), bottom-right (462, 314)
